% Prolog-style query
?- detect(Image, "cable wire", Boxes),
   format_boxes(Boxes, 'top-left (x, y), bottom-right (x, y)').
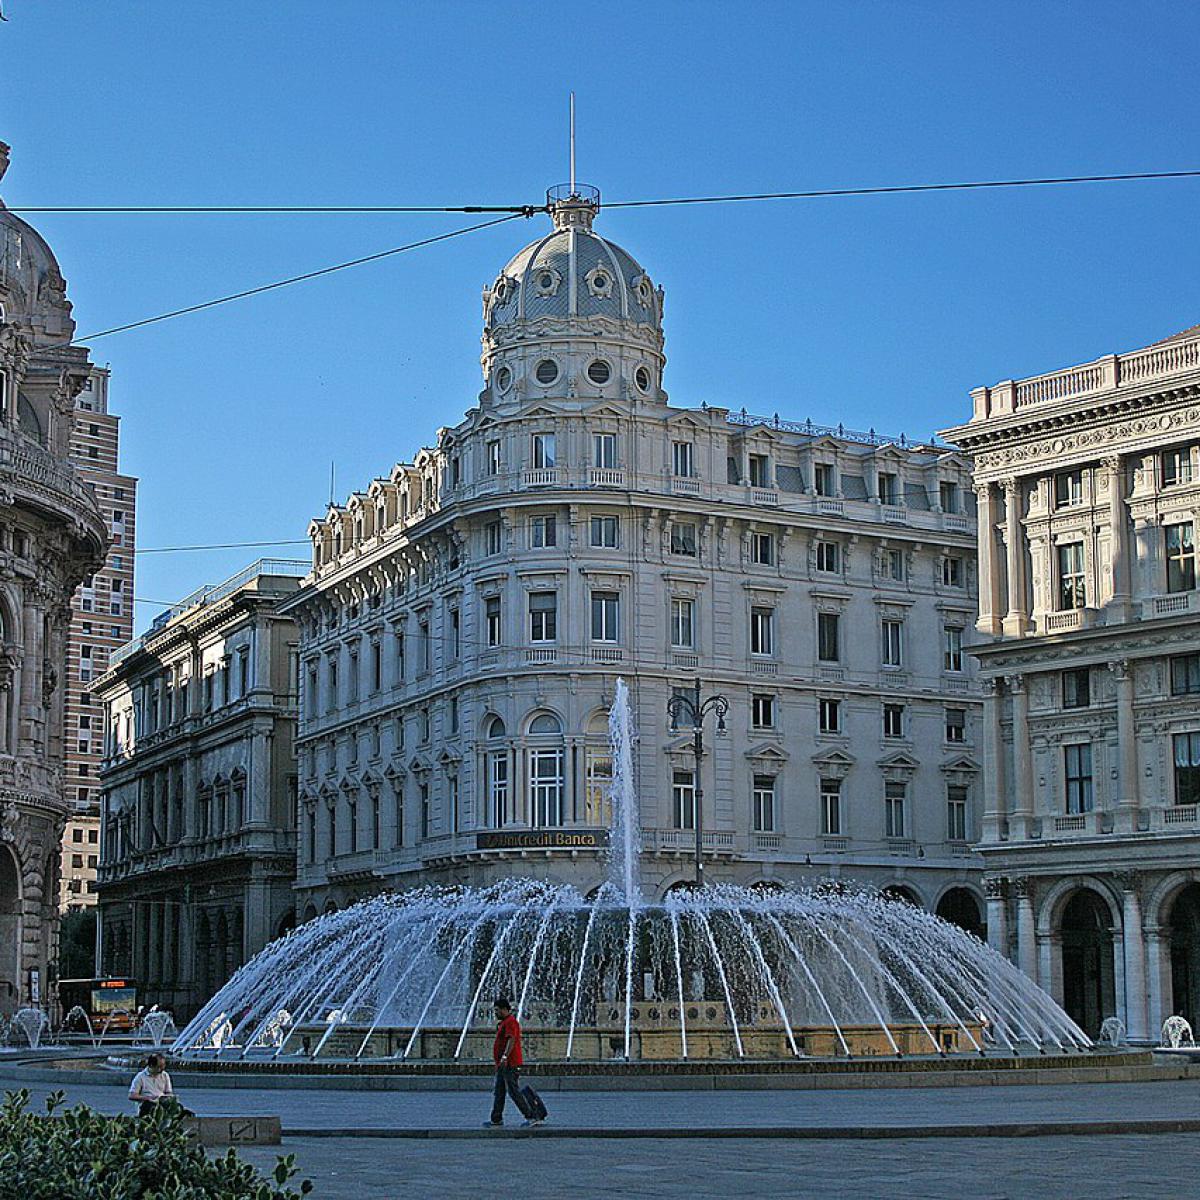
top-left (134, 539), bottom-right (309, 555)
top-left (64, 211), bottom-right (527, 345)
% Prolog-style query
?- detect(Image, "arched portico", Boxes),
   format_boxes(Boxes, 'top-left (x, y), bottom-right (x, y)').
top-left (1167, 884), bottom-right (1200, 1030)
top-left (0, 845), bottom-right (20, 1017)
top-left (880, 883), bottom-right (924, 908)
top-left (935, 886), bottom-right (985, 940)
top-left (1053, 888), bottom-right (1118, 1038)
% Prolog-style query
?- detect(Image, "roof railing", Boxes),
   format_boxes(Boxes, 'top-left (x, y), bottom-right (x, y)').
top-left (720, 406), bottom-right (939, 452)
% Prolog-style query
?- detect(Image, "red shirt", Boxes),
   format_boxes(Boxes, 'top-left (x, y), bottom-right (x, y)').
top-left (493, 1013), bottom-right (523, 1067)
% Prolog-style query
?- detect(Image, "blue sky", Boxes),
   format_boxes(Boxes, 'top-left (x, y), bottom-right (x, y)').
top-left (3, 1), bottom-right (1198, 630)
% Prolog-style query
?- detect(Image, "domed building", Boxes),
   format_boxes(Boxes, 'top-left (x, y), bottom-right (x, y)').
top-left (0, 142), bottom-right (107, 1013)
top-left (96, 186), bottom-right (980, 991)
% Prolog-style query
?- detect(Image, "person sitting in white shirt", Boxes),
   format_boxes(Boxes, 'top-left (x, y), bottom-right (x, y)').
top-left (129, 1054), bottom-right (176, 1117)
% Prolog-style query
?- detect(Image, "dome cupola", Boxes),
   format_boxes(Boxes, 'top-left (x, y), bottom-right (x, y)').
top-left (480, 184), bottom-right (665, 406)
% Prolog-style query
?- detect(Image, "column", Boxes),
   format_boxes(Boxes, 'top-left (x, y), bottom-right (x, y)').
top-left (985, 876), bottom-right (1009, 959)
top-left (249, 726), bottom-right (273, 828)
top-left (975, 482), bottom-right (1003, 635)
top-left (1106, 455), bottom-right (1133, 621)
top-left (1145, 925), bottom-right (1169, 1043)
top-left (161, 899), bottom-right (176, 998)
top-left (1109, 660), bottom-right (1139, 834)
top-left (981, 679), bottom-right (1008, 842)
top-left (1008, 675), bottom-right (1034, 840)
top-left (1013, 877), bottom-right (1038, 980)
top-left (17, 598), bottom-right (43, 750)
top-left (1119, 872), bottom-right (1148, 1040)
top-left (1002, 478), bottom-right (1029, 636)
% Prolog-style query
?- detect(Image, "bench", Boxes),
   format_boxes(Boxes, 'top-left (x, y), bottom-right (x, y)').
top-left (182, 1115), bottom-right (282, 1146)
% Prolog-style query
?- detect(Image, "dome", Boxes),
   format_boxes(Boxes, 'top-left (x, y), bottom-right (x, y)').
top-left (479, 186), bottom-right (666, 403)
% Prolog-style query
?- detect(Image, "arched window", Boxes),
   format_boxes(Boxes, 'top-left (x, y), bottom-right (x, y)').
top-left (526, 712), bottom-right (564, 827)
top-left (585, 710), bottom-right (613, 827)
top-left (487, 715), bottom-right (506, 739)
top-left (484, 716), bottom-right (509, 828)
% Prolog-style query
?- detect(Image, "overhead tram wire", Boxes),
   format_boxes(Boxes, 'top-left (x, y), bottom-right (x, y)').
top-left (59, 211), bottom-right (529, 346)
top-left (10, 168), bottom-right (1200, 216)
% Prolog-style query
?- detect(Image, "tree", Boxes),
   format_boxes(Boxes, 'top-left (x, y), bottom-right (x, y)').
top-left (58, 908), bottom-right (96, 980)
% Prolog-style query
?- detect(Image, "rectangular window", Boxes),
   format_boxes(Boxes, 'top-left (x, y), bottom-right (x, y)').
top-left (751, 693), bottom-right (775, 729)
top-left (487, 439), bottom-right (501, 475)
top-left (485, 596), bottom-right (502, 647)
top-left (1174, 732), bottom-right (1200, 807)
top-left (1057, 542), bottom-right (1087, 610)
top-left (815, 540), bottom-right (839, 573)
top-left (751, 606), bottom-right (775, 656)
top-left (1162, 447), bottom-right (1194, 488)
top-left (672, 441), bottom-right (694, 478)
top-left (752, 775), bottom-right (776, 833)
top-left (939, 481), bottom-right (959, 514)
top-left (485, 520), bottom-right (502, 556)
top-left (1054, 469), bottom-right (1084, 508)
top-left (820, 778), bottom-right (841, 835)
top-left (593, 432), bottom-right (616, 469)
top-left (945, 707), bottom-right (966, 744)
top-left (814, 462), bottom-right (835, 496)
top-left (530, 514), bottom-right (557, 548)
top-left (817, 612), bottom-right (840, 663)
top-left (529, 591), bottom-right (558, 642)
top-left (449, 608), bottom-right (461, 658)
top-left (1062, 668), bottom-right (1090, 709)
top-left (1166, 522), bottom-right (1196, 593)
top-left (1171, 653), bottom-right (1200, 696)
top-left (371, 641), bottom-right (382, 692)
top-left (1064, 743), bottom-right (1094, 814)
top-left (670, 598), bottom-right (695, 649)
top-left (670, 521), bottom-right (697, 556)
top-left (529, 748), bottom-right (564, 826)
top-left (532, 432), bottom-right (556, 469)
top-left (418, 619), bottom-right (430, 672)
top-left (947, 786), bottom-right (968, 841)
top-left (449, 697), bottom-right (459, 735)
top-left (348, 650), bottom-right (359, 701)
top-left (877, 472), bottom-right (898, 505)
top-left (748, 454), bottom-right (769, 487)
top-left (420, 782), bottom-right (430, 839)
top-left (941, 556), bottom-right (964, 587)
top-left (885, 782), bottom-right (906, 838)
top-left (819, 697), bottom-right (841, 734)
top-left (883, 703), bottom-right (904, 739)
top-left (943, 626), bottom-right (964, 672)
top-left (487, 751), bottom-right (509, 827)
top-left (585, 748), bottom-right (613, 826)
top-left (672, 769), bottom-right (696, 830)
top-left (421, 707), bottom-right (431, 743)
top-left (881, 620), bottom-right (903, 668)
top-left (590, 515), bottom-right (619, 548)
top-left (885, 548), bottom-right (905, 581)
top-left (590, 591), bottom-right (620, 642)
top-left (751, 532), bottom-right (775, 566)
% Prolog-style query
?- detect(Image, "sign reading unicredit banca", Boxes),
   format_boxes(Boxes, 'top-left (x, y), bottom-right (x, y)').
top-left (476, 829), bottom-right (611, 851)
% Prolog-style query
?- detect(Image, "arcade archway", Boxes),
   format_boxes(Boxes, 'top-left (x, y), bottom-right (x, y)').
top-left (1059, 889), bottom-right (1115, 1037)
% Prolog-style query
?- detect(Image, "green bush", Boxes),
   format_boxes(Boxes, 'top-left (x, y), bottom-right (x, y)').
top-left (0, 1089), bottom-right (313, 1200)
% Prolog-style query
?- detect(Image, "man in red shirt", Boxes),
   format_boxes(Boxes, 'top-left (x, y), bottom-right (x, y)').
top-left (486, 997), bottom-right (538, 1126)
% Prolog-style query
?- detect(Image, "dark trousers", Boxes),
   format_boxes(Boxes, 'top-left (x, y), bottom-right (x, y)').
top-left (491, 1066), bottom-right (532, 1123)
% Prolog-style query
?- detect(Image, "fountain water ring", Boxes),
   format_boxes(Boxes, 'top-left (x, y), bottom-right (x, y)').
top-left (9, 1008), bottom-right (48, 1050)
top-left (173, 680), bottom-right (1090, 1065)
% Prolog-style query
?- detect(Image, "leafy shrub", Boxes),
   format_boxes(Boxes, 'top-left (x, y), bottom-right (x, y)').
top-left (0, 1089), bottom-right (313, 1199)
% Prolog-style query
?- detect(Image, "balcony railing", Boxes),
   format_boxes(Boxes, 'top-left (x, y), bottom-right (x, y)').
top-left (671, 476), bottom-right (701, 496)
top-left (1053, 814), bottom-right (1090, 834)
top-left (1146, 592), bottom-right (1197, 618)
top-left (591, 647), bottom-right (623, 664)
top-left (525, 647), bottom-right (557, 664)
top-left (588, 467), bottom-right (625, 488)
top-left (645, 828), bottom-right (737, 853)
top-left (748, 487), bottom-right (779, 506)
top-left (1164, 805), bottom-right (1199, 827)
top-left (812, 496), bottom-right (845, 516)
top-left (522, 468), bottom-right (561, 488)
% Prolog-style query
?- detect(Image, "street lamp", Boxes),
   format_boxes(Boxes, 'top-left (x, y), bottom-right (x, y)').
top-left (666, 677), bottom-right (729, 887)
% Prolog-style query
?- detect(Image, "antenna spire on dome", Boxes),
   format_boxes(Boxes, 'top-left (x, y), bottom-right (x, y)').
top-left (569, 92), bottom-right (576, 196)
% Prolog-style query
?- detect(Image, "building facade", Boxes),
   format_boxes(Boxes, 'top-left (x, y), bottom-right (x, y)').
top-left (291, 188), bottom-right (984, 927)
top-left (93, 559), bottom-right (304, 1019)
top-left (0, 142), bottom-right (108, 1013)
top-left (60, 365), bottom-right (137, 912)
top-left (942, 326), bottom-right (1200, 1040)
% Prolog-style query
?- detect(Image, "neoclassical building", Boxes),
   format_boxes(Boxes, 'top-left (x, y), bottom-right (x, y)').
top-left (942, 326), bottom-right (1200, 1039)
top-left (0, 143), bottom-right (108, 1013)
top-left (291, 186), bottom-right (983, 926)
top-left (93, 559), bottom-right (303, 1019)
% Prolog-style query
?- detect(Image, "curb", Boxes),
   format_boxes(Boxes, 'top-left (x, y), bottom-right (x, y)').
top-left (279, 1118), bottom-right (1200, 1141)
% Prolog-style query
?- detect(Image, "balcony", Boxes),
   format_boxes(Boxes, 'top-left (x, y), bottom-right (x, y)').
top-left (750, 660), bottom-right (779, 676)
top-left (812, 496), bottom-right (844, 517)
top-left (522, 468), bottom-right (561, 488)
top-left (672, 652), bottom-right (699, 669)
top-left (525, 647), bottom-right (557, 665)
top-left (1145, 591), bottom-right (1198, 619)
top-left (881, 505), bottom-right (907, 525)
top-left (671, 476), bottom-right (702, 496)
top-left (748, 487), bottom-right (779, 506)
top-left (588, 468), bottom-right (626, 489)
top-left (1050, 813), bottom-right (1099, 835)
top-left (942, 513), bottom-right (974, 534)
top-left (1163, 805), bottom-right (1199, 827)
top-left (752, 833), bottom-right (782, 852)
top-left (821, 836), bottom-right (848, 852)
top-left (645, 828), bottom-right (737, 854)
top-left (591, 647), bottom-right (623, 664)
top-left (1040, 608), bottom-right (1094, 635)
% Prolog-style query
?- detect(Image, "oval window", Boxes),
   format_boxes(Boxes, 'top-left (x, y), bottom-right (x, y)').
top-left (587, 360), bottom-right (611, 385)
top-left (539, 272), bottom-right (554, 289)
top-left (635, 366), bottom-right (652, 392)
top-left (593, 271), bottom-right (610, 291)
top-left (495, 366), bottom-right (512, 391)
top-left (535, 359), bottom-right (559, 385)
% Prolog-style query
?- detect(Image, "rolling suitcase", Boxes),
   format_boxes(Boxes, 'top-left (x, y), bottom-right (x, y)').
top-left (520, 1084), bottom-right (548, 1121)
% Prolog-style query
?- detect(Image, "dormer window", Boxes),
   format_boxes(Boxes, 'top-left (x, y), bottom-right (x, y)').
top-left (939, 481), bottom-right (960, 513)
top-left (748, 455), bottom-right (770, 488)
top-left (814, 463), bottom-right (835, 496)
top-left (878, 472), bottom-right (898, 505)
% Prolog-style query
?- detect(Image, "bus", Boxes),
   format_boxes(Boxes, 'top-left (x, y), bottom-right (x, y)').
top-left (58, 978), bottom-right (139, 1032)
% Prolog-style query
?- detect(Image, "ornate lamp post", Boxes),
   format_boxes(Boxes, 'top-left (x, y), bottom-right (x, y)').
top-left (666, 677), bottom-right (729, 887)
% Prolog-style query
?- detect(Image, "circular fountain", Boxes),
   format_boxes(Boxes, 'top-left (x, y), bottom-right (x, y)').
top-left (173, 682), bottom-right (1090, 1064)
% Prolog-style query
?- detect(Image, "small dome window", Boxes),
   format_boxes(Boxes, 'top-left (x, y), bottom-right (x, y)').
top-left (535, 359), bottom-right (559, 386)
top-left (533, 267), bottom-right (562, 297)
top-left (633, 275), bottom-right (654, 308)
top-left (634, 366), bottom-right (652, 393)
top-left (492, 276), bottom-right (511, 304)
top-left (585, 267), bottom-right (614, 299)
top-left (495, 366), bottom-right (512, 392)
top-left (587, 360), bottom-right (611, 385)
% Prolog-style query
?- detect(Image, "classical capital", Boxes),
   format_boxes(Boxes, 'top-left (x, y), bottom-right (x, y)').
top-left (1004, 673), bottom-right (1026, 694)
top-left (1114, 868), bottom-right (1141, 893)
top-left (983, 876), bottom-right (1007, 900)
top-left (1009, 876), bottom-right (1032, 900)
top-left (1107, 659), bottom-right (1131, 682)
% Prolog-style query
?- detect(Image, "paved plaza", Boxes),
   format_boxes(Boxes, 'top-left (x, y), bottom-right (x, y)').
top-left (2, 1060), bottom-right (1199, 1197)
